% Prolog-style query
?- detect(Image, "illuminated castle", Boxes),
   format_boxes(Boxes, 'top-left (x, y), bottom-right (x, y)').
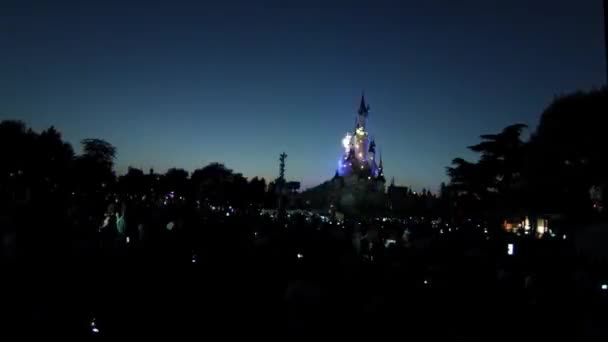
top-left (300, 94), bottom-right (386, 215)
top-left (337, 94), bottom-right (384, 180)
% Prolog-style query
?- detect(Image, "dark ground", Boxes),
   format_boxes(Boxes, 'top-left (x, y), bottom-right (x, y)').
top-left (11, 214), bottom-right (608, 340)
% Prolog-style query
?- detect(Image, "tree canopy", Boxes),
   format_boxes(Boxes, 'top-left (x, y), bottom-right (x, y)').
top-left (446, 87), bottom-right (607, 223)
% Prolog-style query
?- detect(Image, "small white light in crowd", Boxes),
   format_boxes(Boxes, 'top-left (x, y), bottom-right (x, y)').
top-left (484, 228), bottom-right (488, 234)
top-left (384, 239), bottom-right (396, 248)
top-left (226, 212), bottom-right (230, 217)
top-left (448, 228), bottom-right (451, 232)
top-left (601, 284), bottom-right (607, 291)
top-left (91, 318), bottom-right (99, 334)
top-left (254, 232), bottom-right (258, 237)
top-left (507, 243), bottom-right (514, 256)
top-left (126, 237), bottom-right (130, 244)
top-left (192, 255), bottom-right (197, 263)
top-left (563, 234), bottom-right (567, 240)
top-left (297, 253), bottom-right (304, 259)
top-left (423, 279), bottom-right (428, 285)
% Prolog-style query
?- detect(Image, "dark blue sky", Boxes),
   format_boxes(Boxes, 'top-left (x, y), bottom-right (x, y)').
top-left (1, 0), bottom-right (605, 190)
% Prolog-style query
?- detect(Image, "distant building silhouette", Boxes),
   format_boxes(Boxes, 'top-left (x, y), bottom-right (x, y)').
top-left (387, 178), bottom-right (410, 212)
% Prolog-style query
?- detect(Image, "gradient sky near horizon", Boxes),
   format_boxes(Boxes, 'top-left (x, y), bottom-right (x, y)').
top-left (1, 0), bottom-right (606, 190)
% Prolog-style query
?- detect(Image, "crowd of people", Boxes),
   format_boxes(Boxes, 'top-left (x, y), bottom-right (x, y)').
top-left (10, 189), bottom-right (606, 339)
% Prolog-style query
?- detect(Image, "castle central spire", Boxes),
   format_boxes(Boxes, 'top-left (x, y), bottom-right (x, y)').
top-left (358, 92), bottom-right (370, 116)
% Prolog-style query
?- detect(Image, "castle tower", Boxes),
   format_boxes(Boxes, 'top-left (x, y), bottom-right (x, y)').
top-left (337, 93), bottom-right (384, 180)
top-left (356, 93), bottom-right (370, 129)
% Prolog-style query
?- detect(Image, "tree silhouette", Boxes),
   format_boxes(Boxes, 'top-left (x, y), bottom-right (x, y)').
top-left (447, 123), bottom-right (527, 221)
top-left (164, 168), bottom-right (189, 196)
top-left (81, 138), bottom-right (116, 169)
top-left (118, 167), bottom-right (146, 195)
top-left (447, 88), bottom-right (608, 223)
top-left (1, 120), bottom-right (76, 204)
top-left (0, 120), bottom-right (36, 178)
top-left (525, 88), bottom-right (608, 218)
top-left (247, 177), bottom-right (267, 207)
top-left (36, 126), bottom-right (74, 191)
top-left (191, 163), bottom-right (248, 206)
top-left (72, 138), bottom-right (117, 204)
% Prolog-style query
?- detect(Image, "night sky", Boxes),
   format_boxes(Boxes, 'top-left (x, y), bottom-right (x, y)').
top-left (1, 0), bottom-right (605, 190)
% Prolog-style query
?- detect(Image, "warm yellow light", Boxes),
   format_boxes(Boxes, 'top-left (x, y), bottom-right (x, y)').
top-left (536, 218), bottom-right (548, 236)
top-left (524, 217), bottom-right (531, 231)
